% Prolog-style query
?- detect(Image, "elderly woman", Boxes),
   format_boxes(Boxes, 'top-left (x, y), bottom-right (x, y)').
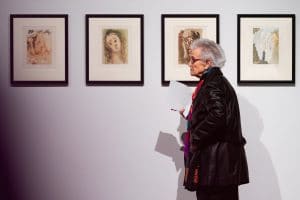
top-left (180, 38), bottom-right (249, 200)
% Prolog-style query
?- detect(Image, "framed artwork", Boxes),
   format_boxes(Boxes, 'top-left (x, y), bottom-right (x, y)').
top-left (10, 14), bottom-right (68, 86)
top-left (86, 14), bottom-right (144, 85)
top-left (238, 14), bottom-right (295, 85)
top-left (162, 14), bottom-right (219, 85)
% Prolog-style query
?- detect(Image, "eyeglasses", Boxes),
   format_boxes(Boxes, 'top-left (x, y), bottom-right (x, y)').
top-left (189, 57), bottom-right (205, 64)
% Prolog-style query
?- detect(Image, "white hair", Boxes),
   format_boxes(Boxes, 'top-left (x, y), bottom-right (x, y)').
top-left (190, 38), bottom-right (226, 67)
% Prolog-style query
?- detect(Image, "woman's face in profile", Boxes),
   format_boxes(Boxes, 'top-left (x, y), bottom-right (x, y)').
top-left (105, 33), bottom-right (121, 53)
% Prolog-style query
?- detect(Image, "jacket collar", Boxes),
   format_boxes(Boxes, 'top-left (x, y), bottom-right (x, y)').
top-left (200, 66), bottom-right (222, 81)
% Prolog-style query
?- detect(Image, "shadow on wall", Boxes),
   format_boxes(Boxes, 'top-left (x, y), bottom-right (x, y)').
top-left (154, 95), bottom-right (282, 200)
top-left (238, 95), bottom-right (282, 200)
top-left (155, 117), bottom-right (196, 200)
top-left (0, 90), bottom-right (22, 200)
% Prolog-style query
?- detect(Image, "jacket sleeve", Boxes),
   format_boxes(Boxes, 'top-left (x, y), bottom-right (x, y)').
top-left (191, 80), bottom-right (226, 150)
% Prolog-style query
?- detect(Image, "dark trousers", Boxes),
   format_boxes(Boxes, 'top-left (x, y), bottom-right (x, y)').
top-left (196, 185), bottom-right (239, 200)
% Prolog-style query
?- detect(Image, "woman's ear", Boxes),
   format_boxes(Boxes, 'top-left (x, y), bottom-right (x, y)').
top-left (205, 59), bottom-right (212, 68)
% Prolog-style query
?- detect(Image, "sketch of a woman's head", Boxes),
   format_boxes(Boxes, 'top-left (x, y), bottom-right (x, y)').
top-left (27, 30), bottom-right (51, 64)
top-left (103, 29), bottom-right (128, 64)
top-left (178, 29), bottom-right (202, 64)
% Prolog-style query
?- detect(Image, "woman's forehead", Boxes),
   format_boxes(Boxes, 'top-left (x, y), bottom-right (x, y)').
top-left (106, 33), bottom-right (119, 42)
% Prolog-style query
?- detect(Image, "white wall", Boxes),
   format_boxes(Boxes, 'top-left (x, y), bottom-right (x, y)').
top-left (0, 0), bottom-right (299, 199)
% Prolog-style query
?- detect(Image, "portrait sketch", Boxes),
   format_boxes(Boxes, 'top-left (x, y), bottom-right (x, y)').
top-left (102, 29), bottom-right (128, 64)
top-left (253, 27), bottom-right (279, 64)
top-left (26, 29), bottom-right (52, 64)
top-left (178, 28), bottom-right (202, 64)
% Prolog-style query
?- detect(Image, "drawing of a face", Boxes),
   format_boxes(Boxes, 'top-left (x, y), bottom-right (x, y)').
top-left (105, 33), bottom-right (122, 53)
top-left (183, 32), bottom-right (194, 55)
top-left (178, 29), bottom-right (202, 64)
top-left (26, 29), bottom-right (52, 64)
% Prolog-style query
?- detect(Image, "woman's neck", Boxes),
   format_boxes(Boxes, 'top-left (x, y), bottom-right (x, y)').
top-left (111, 53), bottom-right (123, 64)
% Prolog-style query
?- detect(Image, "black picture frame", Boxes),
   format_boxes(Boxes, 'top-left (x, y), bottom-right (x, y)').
top-left (10, 14), bottom-right (68, 86)
top-left (161, 14), bottom-right (219, 86)
top-left (86, 14), bottom-right (144, 86)
top-left (237, 14), bottom-right (295, 85)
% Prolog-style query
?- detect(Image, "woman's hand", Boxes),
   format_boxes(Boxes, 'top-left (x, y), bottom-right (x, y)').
top-left (171, 108), bottom-right (187, 119)
top-left (179, 108), bottom-right (186, 119)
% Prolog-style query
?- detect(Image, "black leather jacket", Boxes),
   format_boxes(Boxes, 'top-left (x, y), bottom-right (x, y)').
top-left (187, 67), bottom-right (249, 188)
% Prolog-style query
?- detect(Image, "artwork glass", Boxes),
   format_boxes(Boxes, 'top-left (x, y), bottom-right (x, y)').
top-left (238, 14), bottom-right (295, 84)
top-left (162, 14), bottom-right (219, 85)
top-left (86, 14), bottom-right (144, 85)
top-left (10, 14), bottom-right (68, 85)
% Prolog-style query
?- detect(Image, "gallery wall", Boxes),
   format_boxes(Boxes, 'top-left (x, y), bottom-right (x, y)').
top-left (0, 0), bottom-right (299, 199)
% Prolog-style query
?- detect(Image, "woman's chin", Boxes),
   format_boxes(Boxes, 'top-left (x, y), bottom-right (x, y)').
top-left (190, 72), bottom-right (202, 78)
